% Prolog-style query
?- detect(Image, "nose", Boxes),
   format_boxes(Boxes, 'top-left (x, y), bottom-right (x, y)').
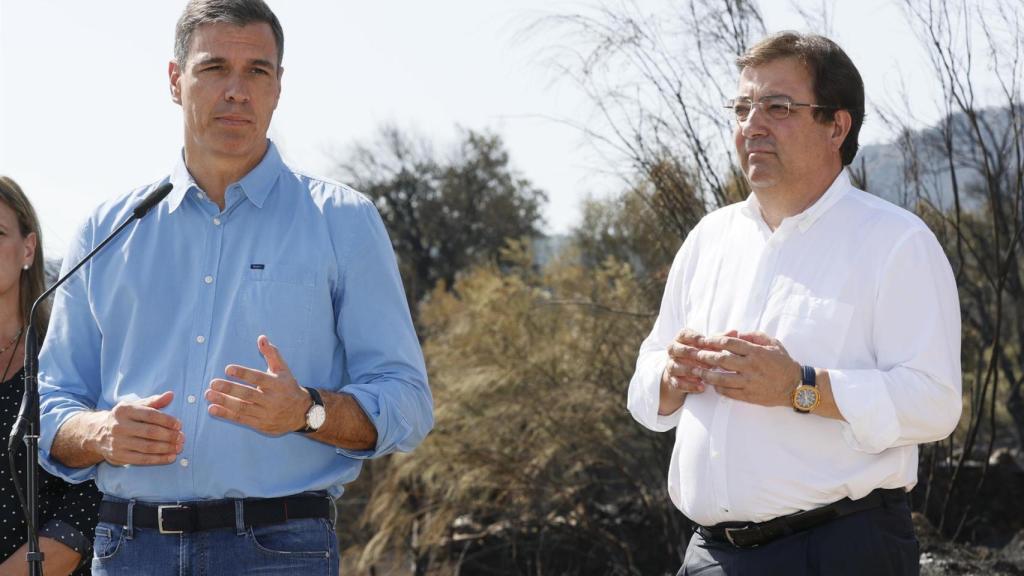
top-left (739, 104), bottom-right (769, 139)
top-left (224, 73), bottom-right (251, 103)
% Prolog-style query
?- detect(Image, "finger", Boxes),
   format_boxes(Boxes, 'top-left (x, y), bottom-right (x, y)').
top-left (120, 420), bottom-right (184, 444)
top-left (117, 435), bottom-right (182, 456)
top-left (695, 350), bottom-right (746, 371)
top-left (673, 328), bottom-right (706, 347)
top-left (204, 389), bottom-right (259, 418)
top-left (110, 451), bottom-right (179, 466)
top-left (706, 336), bottom-right (762, 356)
top-left (141, 391), bottom-right (175, 410)
top-left (258, 335), bottom-right (291, 375)
top-left (667, 360), bottom-right (707, 379)
top-left (669, 375), bottom-right (704, 393)
top-left (735, 331), bottom-right (773, 346)
top-left (224, 365), bottom-right (276, 388)
top-left (693, 367), bottom-right (745, 389)
top-left (667, 343), bottom-right (711, 367)
top-left (207, 403), bottom-right (261, 430)
top-left (114, 404), bottom-right (181, 431)
top-left (209, 378), bottom-right (261, 402)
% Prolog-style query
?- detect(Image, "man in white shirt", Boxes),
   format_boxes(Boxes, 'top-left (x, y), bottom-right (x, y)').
top-left (627, 32), bottom-right (961, 575)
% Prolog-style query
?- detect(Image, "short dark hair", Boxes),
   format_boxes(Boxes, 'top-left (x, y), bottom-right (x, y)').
top-left (174, 0), bottom-right (284, 68)
top-left (736, 32), bottom-right (865, 166)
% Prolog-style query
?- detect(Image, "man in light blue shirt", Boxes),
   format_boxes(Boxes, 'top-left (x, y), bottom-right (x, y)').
top-left (38, 0), bottom-right (433, 573)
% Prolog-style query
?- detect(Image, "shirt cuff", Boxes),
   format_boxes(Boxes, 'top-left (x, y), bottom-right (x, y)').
top-left (40, 518), bottom-right (92, 565)
top-left (628, 354), bottom-right (680, 432)
top-left (39, 408), bottom-right (97, 484)
top-left (828, 368), bottom-right (901, 454)
top-left (332, 388), bottom-right (409, 460)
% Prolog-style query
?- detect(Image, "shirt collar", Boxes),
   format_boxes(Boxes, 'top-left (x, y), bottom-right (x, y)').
top-left (739, 169), bottom-right (851, 233)
top-left (167, 140), bottom-right (284, 213)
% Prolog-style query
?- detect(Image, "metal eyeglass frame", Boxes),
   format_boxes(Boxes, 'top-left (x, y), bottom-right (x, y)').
top-left (724, 96), bottom-right (838, 121)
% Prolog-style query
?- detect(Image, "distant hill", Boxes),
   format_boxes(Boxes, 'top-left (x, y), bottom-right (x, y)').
top-left (855, 106), bottom-right (1019, 211)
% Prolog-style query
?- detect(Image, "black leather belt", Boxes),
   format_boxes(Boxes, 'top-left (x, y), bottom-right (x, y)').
top-left (98, 494), bottom-right (331, 534)
top-left (696, 488), bottom-right (906, 548)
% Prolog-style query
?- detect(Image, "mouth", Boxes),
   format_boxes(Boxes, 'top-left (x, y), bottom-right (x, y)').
top-left (214, 115), bottom-right (254, 126)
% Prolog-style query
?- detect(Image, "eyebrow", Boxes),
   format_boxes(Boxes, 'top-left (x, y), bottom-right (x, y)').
top-left (193, 56), bottom-right (277, 71)
top-left (734, 93), bottom-right (793, 100)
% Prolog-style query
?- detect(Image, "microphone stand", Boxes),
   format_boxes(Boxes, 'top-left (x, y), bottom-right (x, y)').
top-left (10, 182), bottom-right (172, 576)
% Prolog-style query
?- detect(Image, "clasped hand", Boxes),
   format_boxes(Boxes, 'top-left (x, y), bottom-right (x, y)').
top-left (664, 328), bottom-right (801, 407)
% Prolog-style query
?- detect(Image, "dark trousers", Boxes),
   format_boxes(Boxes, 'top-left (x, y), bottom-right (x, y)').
top-left (678, 496), bottom-right (920, 576)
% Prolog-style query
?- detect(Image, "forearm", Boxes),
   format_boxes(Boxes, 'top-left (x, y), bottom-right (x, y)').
top-left (0, 537), bottom-right (82, 576)
top-left (305, 391), bottom-right (377, 450)
top-left (50, 411), bottom-right (105, 469)
top-left (808, 368), bottom-right (844, 421)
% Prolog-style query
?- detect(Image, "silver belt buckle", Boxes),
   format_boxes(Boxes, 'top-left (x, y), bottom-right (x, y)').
top-left (158, 505), bottom-right (186, 534)
top-left (724, 527), bottom-right (742, 546)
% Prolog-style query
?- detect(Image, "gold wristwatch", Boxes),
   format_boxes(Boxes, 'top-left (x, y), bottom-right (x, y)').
top-left (792, 365), bottom-right (820, 413)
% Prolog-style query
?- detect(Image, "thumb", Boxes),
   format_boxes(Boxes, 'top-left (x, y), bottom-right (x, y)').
top-left (258, 335), bottom-right (290, 375)
top-left (143, 391), bottom-right (174, 410)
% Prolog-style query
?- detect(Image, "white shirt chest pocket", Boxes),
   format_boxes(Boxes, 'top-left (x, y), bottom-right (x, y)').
top-left (234, 264), bottom-right (317, 347)
top-left (771, 295), bottom-right (855, 369)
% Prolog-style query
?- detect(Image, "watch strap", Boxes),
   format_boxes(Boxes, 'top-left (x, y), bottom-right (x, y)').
top-left (300, 387), bottom-right (325, 433)
top-left (801, 365), bottom-right (816, 387)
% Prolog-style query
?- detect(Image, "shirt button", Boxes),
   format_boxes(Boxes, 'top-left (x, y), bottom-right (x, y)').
top-left (187, 395), bottom-right (197, 404)
top-left (212, 217), bottom-right (221, 226)
top-left (180, 458), bottom-right (190, 468)
top-left (195, 335), bottom-right (206, 344)
top-left (203, 275), bottom-right (214, 284)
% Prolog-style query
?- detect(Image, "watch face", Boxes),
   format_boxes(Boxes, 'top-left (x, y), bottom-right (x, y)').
top-left (795, 386), bottom-right (819, 410)
top-left (307, 405), bottom-right (327, 430)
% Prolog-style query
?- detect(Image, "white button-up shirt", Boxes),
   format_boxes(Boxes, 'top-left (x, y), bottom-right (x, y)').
top-left (627, 170), bottom-right (961, 527)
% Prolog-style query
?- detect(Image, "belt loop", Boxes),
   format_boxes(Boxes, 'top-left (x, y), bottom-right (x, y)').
top-left (125, 499), bottom-right (135, 540)
top-left (234, 499), bottom-right (246, 535)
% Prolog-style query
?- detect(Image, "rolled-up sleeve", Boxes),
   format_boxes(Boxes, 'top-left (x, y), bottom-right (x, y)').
top-left (331, 197), bottom-right (433, 459)
top-left (38, 219), bottom-right (103, 483)
top-left (830, 228), bottom-right (962, 453)
top-left (627, 233), bottom-right (696, 432)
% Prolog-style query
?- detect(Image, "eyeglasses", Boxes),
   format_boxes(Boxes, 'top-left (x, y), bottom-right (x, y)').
top-left (724, 96), bottom-right (838, 121)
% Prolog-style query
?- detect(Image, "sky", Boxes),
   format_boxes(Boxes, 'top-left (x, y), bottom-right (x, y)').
top-left (0, 0), bottom-right (998, 257)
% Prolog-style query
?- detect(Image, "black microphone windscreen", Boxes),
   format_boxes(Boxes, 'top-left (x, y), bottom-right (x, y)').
top-left (131, 182), bottom-right (174, 219)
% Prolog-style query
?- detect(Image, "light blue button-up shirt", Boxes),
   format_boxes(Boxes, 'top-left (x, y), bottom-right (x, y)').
top-left (39, 142), bottom-right (433, 501)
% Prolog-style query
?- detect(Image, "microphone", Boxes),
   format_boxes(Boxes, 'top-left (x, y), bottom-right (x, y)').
top-left (8, 182), bottom-right (172, 576)
top-left (132, 182), bottom-right (174, 219)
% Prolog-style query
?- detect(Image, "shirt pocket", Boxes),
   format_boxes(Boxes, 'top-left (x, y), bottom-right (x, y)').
top-left (774, 295), bottom-right (854, 368)
top-left (234, 264), bottom-right (317, 348)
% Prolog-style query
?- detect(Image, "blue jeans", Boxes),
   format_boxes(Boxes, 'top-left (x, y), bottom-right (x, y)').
top-left (91, 498), bottom-right (340, 576)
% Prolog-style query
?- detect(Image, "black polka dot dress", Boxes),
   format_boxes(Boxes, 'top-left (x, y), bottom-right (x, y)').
top-left (0, 368), bottom-right (100, 575)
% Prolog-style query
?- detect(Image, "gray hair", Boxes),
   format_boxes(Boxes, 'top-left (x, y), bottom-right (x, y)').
top-left (174, 0), bottom-right (284, 67)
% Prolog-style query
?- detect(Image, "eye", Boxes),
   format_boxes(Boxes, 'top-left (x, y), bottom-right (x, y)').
top-left (250, 67), bottom-right (271, 75)
top-left (733, 102), bottom-right (752, 118)
top-left (766, 103), bottom-right (790, 116)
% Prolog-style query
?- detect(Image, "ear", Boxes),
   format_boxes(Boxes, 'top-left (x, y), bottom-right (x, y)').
top-left (22, 232), bottom-right (36, 269)
top-left (273, 66), bottom-right (284, 106)
top-left (168, 60), bottom-right (183, 105)
top-left (831, 109), bottom-right (853, 153)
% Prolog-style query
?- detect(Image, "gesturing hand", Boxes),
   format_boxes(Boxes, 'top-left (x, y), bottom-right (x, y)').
top-left (92, 391), bottom-right (184, 466)
top-left (691, 331), bottom-right (802, 407)
top-left (205, 335), bottom-right (312, 436)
